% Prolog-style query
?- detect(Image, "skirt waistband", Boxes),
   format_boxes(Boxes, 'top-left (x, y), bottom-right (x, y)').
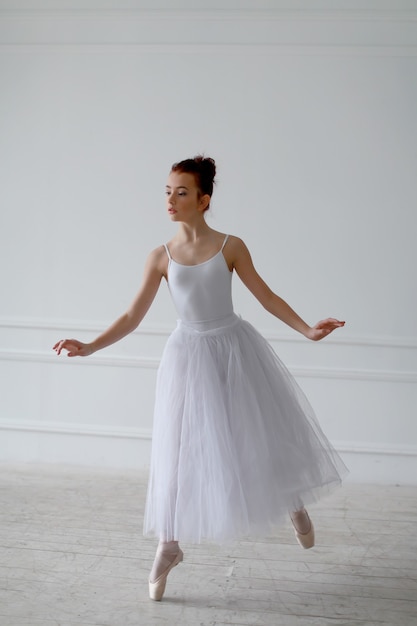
top-left (176, 313), bottom-right (241, 336)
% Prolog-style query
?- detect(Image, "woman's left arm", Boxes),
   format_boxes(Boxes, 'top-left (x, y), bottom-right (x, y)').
top-left (228, 237), bottom-right (345, 341)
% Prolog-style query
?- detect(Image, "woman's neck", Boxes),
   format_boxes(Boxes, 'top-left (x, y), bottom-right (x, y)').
top-left (175, 221), bottom-right (212, 243)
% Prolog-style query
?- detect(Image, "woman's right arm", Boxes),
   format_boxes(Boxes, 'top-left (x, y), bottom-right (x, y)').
top-left (53, 246), bottom-right (167, 357)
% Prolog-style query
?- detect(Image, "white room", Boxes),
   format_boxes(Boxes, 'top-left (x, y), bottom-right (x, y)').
top-left (1, 1), bottom-right (416, 624)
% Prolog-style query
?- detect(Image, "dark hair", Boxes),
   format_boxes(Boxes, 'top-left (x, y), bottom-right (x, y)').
top-left (171, 155), bottom-right (216, 202)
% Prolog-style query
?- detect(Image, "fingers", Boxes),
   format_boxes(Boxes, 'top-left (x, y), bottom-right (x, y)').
top-left (322, 318), bottom-right (345, 326)
top-left (53, 339), bottom-right (82, 356)
top-left (310, 318), bottom-right (346, 341)
top-left (316, 318), bottom-right (345, 330)
top-left (53, 340), bottom-right (65, 355)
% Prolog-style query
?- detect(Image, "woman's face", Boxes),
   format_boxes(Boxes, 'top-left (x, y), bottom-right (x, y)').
top-left (165, 171), bottom-right (208, 221)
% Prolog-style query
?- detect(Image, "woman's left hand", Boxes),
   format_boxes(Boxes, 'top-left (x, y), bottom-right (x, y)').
top-left (306, 318), bottom-right (345, 341)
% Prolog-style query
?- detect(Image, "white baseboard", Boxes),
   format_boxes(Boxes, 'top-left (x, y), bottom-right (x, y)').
top-left (1, 419), bottom-right (416, 484)
top-left (340, 450), bottom-right (417, 486)
top-left (0, 421), bottom-right (152, 470)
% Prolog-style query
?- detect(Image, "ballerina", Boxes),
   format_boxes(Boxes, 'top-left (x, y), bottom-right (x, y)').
top-left (54, 155), bottom-right (347, 601)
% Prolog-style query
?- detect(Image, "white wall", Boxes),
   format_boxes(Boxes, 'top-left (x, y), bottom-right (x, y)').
top-left (1, 1), bottom-right (416, 483)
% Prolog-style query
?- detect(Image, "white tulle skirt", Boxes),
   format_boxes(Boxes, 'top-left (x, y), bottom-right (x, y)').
top-left (143, 313), bottom-right (347, 543)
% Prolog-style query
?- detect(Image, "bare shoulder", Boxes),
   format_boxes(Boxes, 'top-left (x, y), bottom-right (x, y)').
top-left (223, 235), bottom-right (252, 271)
top-left (225, 235), bottom-right (249, 252)
top-left (225, 235), bottom-right (252, 257)
top-left (145, 245), bottom-right (169, 277)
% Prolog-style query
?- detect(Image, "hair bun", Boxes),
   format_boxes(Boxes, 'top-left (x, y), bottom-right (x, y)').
top-left (195, 155), bottom-right (216, 173)
top-left (171, 155), bottom-right (216, 205)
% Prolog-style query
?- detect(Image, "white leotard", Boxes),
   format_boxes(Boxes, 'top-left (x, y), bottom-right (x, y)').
top-left (164, 235), bottom-right (234, 327)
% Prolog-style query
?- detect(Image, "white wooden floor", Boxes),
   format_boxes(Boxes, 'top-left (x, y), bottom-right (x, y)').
top-left (1, 465), bottom-right (416, 626)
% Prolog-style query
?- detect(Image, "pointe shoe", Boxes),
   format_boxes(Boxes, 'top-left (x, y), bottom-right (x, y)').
top-left (291, 511), bottom-right (315, 549)
top-left (148, 548), bottom-right (183, 601)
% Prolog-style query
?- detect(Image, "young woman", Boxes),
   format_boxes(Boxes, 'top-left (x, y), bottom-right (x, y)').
top-left (54, 156), bottom-right (347, 601)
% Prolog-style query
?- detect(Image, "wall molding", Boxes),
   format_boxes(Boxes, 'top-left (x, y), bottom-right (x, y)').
top-left (1, 9), bottom-right (417, 20)
top-left (1, 417), bottom-right (416, 459)
top-left (2, 317), bottom-right (417, 384)
top-left (1, 44), bottom-right (416, 58)
top-left (1, 9), bottom-right (416, 23)
top-left (0, 8), bottom-right (416, 49)
top-left (335, 441), bottom-right (417, 458)
top-left (2, 419), bottom-right (415, 482)
top-left (0, 317), bottom-right (172, 338)
top-left (1, 317), bottom-right (417, 350)
top-left (0, 348), bottom-right (160, 370)
top-left (1, 348), bottom-right (416, 383)
top-left (0, 418), bottom-right (152, 440)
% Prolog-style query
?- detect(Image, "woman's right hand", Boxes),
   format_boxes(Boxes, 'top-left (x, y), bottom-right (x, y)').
top-left (53, 339), bottom-right (94, 357)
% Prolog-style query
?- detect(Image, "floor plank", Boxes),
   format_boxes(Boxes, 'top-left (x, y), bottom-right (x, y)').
top-left (0, 464), bottom-right (416, 626)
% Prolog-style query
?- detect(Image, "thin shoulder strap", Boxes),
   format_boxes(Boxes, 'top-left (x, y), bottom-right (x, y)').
top-left (221, 234), bottom-right (229, 251)
top-left (164, 243), bottom-right (172, 261)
